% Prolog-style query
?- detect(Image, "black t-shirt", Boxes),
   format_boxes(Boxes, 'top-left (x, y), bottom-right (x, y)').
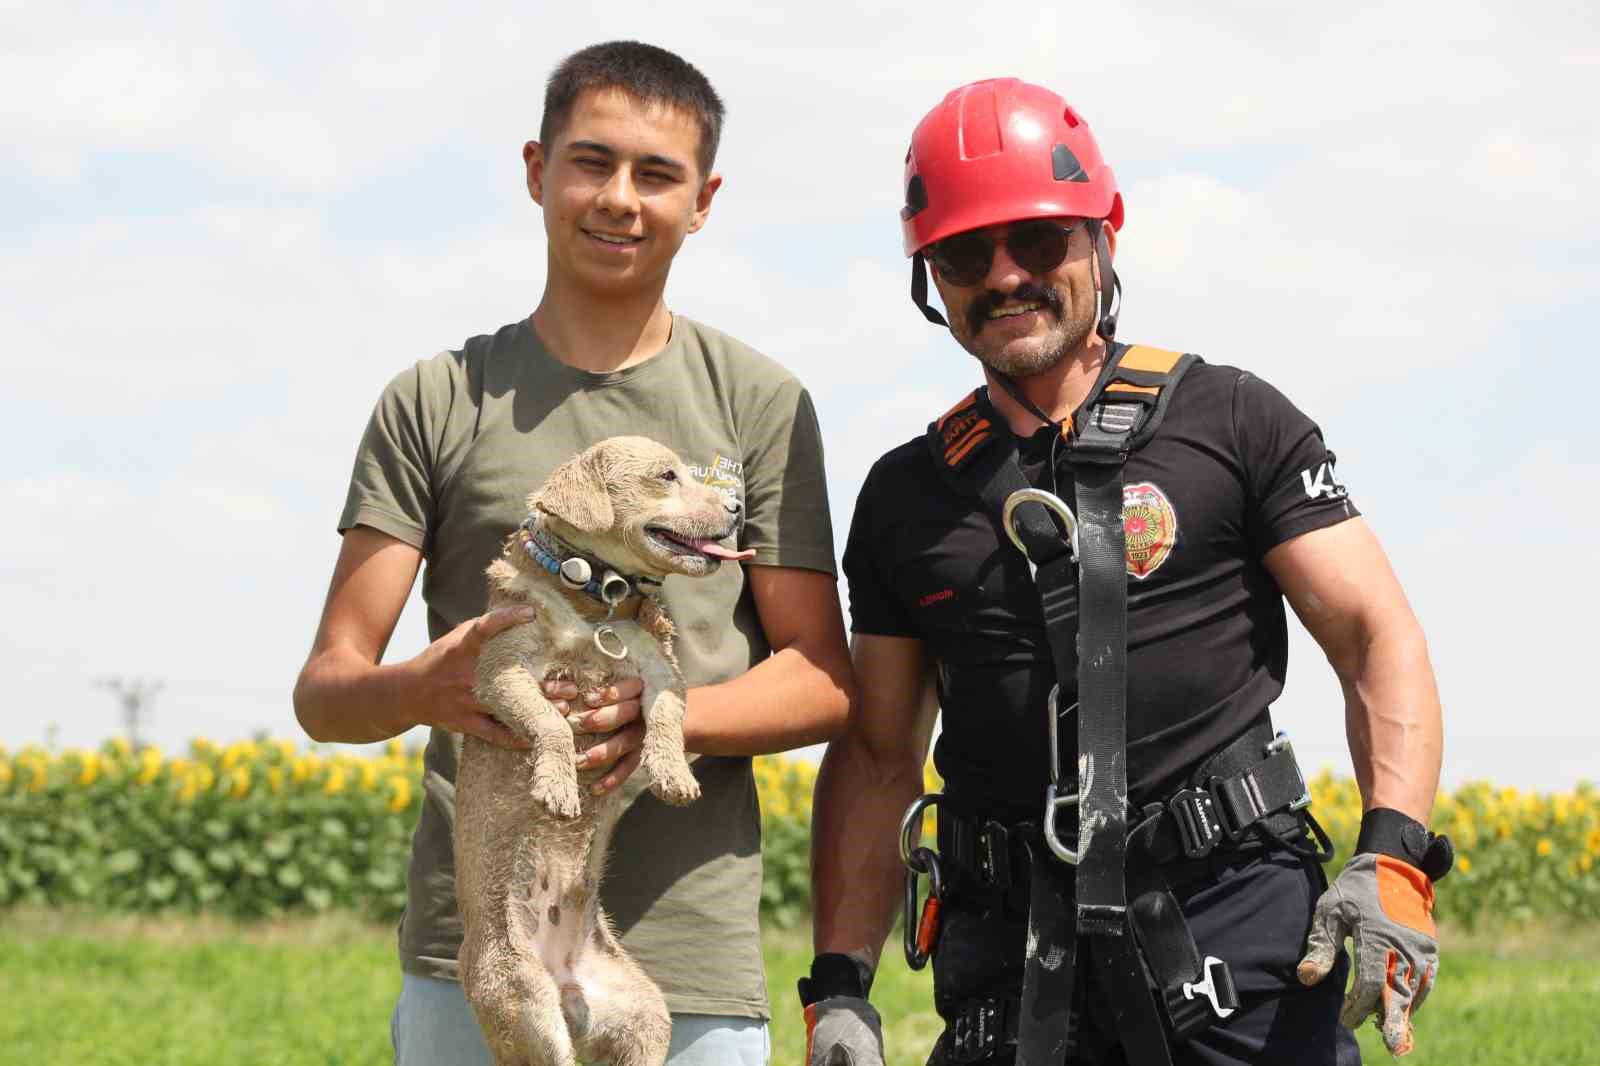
top-left (842, 359), bottom-right (1358, 821)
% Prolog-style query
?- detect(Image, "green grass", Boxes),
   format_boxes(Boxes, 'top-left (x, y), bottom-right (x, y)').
top-left (2, 909), bottom-right (1597, 1065)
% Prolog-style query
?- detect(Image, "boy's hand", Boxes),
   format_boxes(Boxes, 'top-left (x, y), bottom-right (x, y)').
top-left (542, 677), bottom-right (647, 794)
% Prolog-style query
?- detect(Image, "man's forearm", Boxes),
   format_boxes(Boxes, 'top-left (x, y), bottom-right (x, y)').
top-left (683, 638), bottom-right (852, 756)
top-left (294, 648), bottom-right (421, 744)
top-left (811, 735), bottom-right (925, 971)
top-left (1340, 621), bottom-right (1443, 824)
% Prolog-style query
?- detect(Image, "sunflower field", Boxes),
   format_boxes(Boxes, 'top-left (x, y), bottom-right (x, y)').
top-left (2, 739), bottom-right (1596, 928)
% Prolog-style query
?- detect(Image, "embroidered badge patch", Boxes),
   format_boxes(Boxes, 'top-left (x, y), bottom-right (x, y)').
top-left (1122, 481), bottom-right (1178, 580)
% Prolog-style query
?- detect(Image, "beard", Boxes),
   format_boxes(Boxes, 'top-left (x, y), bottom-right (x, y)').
top-left (962, 280), bottom-right (1097, 379)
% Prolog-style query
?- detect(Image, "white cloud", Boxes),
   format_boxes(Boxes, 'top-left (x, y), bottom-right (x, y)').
top-left (2, 0), bottom-right (1596, 790)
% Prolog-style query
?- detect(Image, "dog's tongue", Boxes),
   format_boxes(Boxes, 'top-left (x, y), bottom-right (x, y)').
top-left (695, 539), bottom-right (756, 562)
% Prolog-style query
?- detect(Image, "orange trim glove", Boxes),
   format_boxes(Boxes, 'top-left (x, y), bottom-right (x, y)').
top-left (800, 954), bottom-right (884, 1066)
top-left (803, 998), bottom-right (885, 1066)
top-left (1297, 809), bottom-right (1451, 1057)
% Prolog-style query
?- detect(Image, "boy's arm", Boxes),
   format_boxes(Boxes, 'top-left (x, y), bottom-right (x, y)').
top-left (292, 526), bottom-right (531, 748)
top-left (680, 565), bottom-right (854, 755)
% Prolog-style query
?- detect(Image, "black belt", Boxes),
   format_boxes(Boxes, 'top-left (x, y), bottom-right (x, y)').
top-left (939, 720), bottom-right (1323, 899)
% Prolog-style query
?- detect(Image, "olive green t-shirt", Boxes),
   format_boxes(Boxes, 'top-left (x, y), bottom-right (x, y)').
top-left (338, 315), bottom-right (835, 1018)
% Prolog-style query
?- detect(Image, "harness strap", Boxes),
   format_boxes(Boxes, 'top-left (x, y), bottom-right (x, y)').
top-left (934, 390), bottom-right (1080, 1066)
top-left (1017, 839), bottom-right (1077, 1066)
top-left (924, 345), bottom-right (1208, 1064)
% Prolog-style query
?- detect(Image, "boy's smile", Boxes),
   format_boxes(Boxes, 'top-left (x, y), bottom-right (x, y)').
top-left (525, 89), bottom-right (720, 301)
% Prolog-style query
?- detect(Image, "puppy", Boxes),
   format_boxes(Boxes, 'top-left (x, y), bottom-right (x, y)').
top-left (455, 435), bottom-right (752, 1066)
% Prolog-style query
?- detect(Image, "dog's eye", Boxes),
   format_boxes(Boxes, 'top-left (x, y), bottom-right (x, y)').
top-left (658, 469), bottom-right (678, 482)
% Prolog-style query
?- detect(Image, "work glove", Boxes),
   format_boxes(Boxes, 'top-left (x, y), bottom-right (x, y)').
top-left (804, 997), bottom-right (885, 1066)
top-left (1297, 808), bottom-right (1452, 1057)
top-left (800, 953), bottom-right (884, 1066)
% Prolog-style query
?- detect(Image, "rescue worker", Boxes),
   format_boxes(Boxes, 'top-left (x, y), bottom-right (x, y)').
top-left (802, 78), bottom-right (1450, 1065)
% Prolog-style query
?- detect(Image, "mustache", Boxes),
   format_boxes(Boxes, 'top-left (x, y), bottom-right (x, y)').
top-left (967, 283), bottom-right (1064, 336)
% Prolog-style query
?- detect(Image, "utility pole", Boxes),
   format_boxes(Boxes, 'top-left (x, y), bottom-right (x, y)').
top-left (96, 678), bottom-right (164, 750)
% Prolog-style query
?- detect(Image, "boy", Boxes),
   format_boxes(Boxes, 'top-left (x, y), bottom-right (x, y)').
top-left (294, 41), bottom-right (852, 1065)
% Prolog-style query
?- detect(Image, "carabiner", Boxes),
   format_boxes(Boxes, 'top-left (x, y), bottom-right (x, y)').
top-left (1044, 685), bottom-right (1083, 864)
top-left (903, 845), bottom-right (943, 970)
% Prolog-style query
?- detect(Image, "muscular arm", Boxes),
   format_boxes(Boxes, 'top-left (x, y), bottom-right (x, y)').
top-left (811, 633), bottom-right (939, 971)
top-left (681, 565), bottom-right (854, 755)
top-left (1265, 517), bottom-right (1442, 822)
top-left (292, 526), bottom-right (526, 747)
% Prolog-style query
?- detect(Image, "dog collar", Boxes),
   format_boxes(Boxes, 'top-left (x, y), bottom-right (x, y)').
top-left (518, 523), bottom-right (659, 604)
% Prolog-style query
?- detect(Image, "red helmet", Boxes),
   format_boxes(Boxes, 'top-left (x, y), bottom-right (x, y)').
top-left (901, 79), bottom-right (1122, 255)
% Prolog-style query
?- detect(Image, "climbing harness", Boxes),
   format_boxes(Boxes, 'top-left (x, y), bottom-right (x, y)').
top-left (901, 344), bottom-right (1328, 1064)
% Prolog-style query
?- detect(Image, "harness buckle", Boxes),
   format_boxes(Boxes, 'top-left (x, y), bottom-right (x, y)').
top-left (1169, 788), bottom-right (1221, 859)
top-left (1181, 956), bottom-right (1238, 1020)
top-left (1266, 730), bottom-right (1313, 812)
top-left (949, 998), bottom-right (1005, 1064)
top-left (970, 821), bottom-right (1011, 889)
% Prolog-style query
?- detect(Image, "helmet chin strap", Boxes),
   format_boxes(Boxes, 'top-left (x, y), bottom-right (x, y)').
top-left (1090, 219), bottom-right (1121, 341)
top-left (910, 252), bottom-right (949, 327)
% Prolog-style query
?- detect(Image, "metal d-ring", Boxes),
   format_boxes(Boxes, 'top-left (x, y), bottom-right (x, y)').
top-left (592, 576), bottom-right (633, 661)
top-left (1001, 488), bottom-right (1078, 563)
top-left (592, 625), bottom-right (628, 660)
top-left (899, 793), bottom-right (941, 869)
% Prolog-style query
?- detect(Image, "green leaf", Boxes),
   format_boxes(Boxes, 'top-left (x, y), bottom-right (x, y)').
top-left (263, 834), bottom-right (293, 859)
top-left (203, 818), bottom-right (229, 840)
top-left (303, 885), bottom-right (333, 910)
top-left (206, 847), bottom-right (236, 872)
top-left (145, 876), bottom-right (177, 902)
top-left (276, 863), bottom-right (303, 889)
top-left (170, 847), bottom-right (206, 880)
top-left (320, 817), bottom-right (347, 840)
top-left (106, 849), bottom-right (142, 875)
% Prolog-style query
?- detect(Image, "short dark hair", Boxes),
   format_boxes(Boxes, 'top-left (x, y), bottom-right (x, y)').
top-left (541, 41), bottom-right (725, 178)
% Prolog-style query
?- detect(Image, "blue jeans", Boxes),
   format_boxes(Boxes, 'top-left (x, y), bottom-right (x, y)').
top-left (391, 972), bottom-right (770, 1065)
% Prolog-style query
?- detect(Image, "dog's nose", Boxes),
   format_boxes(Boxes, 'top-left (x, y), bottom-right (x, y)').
top-left (724, 497), bottom-right (742, 517)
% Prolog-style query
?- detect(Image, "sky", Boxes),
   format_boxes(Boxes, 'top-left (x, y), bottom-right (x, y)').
top-left (3, 1), bottom-right (1596, 791)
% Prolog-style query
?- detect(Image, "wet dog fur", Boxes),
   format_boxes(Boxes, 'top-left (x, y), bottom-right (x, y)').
top-left (454, 436), bottom-right (749, 1066)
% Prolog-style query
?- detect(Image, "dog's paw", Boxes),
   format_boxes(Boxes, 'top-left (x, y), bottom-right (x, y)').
top-left (649, 767), bottom-right (701, 806)
top-left (531, 770), bottom-right (584, 820)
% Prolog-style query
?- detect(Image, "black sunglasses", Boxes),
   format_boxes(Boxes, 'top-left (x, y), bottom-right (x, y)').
top-left (927, 220), bottom-right (1088, 288)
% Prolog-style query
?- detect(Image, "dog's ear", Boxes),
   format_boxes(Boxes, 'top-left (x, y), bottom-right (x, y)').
top-left (534, 451), bottom-right (614, 534)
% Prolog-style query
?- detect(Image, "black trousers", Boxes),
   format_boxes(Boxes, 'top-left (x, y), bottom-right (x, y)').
top-left (927, 850), bottom-right (1361, 1066)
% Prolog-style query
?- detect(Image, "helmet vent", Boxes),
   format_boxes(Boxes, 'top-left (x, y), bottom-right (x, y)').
top-left (902, 174), bottom-right (928, 220)
top-left (1052, 144), bottom-right (1089, 183)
